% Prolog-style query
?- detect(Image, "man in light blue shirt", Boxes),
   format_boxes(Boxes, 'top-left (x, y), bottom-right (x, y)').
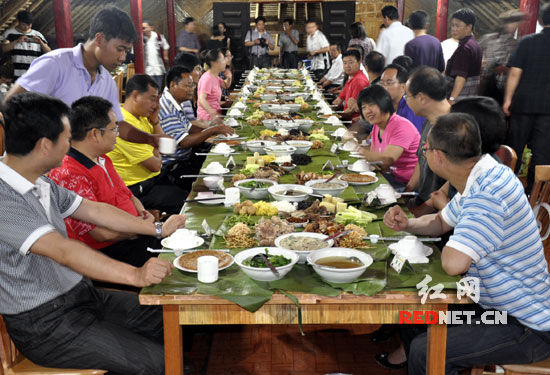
top-left (384, 113), bottom-right (550, 374)
top-left (3, 6), bottom-right (161, 147)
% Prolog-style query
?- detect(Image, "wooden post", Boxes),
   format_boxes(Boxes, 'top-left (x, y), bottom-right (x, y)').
top-left (166, 0), bottom-right (177, 64)
top-left (427, 321), bottom-right (447, 374)
top-left (435, 0), bottom-right (449, 41)
top-left (519, 0), bottom-right (540, 37)
top-left (163, 305), bottom-right (184, 375)
top-left (130, 0), bottom-right (145, 74)
top-left (397, 0), bottom-right (405, 23)
top-left (52, 0), bottom-right (73, 48)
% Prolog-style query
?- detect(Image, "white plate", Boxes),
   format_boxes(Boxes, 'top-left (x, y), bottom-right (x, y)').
top-left (347, 165), bottom-right (374, 173)
top-left (173, 251), bottom-right (234, 273)
top-left (201, 168), bottom-right (230, 175)
top-left (197, 194), bottom-right (225, 205)
top-left (338, 174), bottom-right (379, 186)
top-left (161, 236), bottom-right (205, 250)
top-left (388, 243), bottom-right (433, 264)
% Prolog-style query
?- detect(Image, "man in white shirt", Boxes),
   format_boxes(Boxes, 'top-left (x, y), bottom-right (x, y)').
top-left (320, 43), bottom-right (344, 89)
top-left (376, 6), bottom-right (414, 66)
top-left (142, 20), bottom-right (169, 89)
top-left (306, 19), bottom-right (330, 79)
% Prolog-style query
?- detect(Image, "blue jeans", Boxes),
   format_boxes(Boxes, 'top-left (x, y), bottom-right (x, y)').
top-left (405, 309), bottom-right (550, 375)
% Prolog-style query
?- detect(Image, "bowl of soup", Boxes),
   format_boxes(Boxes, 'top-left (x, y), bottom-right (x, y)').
top-left (305, 179), bottom-right (348, 197)
top-left (268, 184), bottom-right (313, 202)
top-left (307, 248), bottom-right (373, 283)
top-left (275, 232), bottom-right (334, 263)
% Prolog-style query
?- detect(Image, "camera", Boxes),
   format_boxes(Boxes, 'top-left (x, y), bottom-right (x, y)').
top-left (258, 38), bottom-right (267, 48)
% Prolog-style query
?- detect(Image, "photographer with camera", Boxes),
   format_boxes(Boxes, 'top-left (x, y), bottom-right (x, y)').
top-left (244, 16), bottom-right (274, 69)
top-left (1, 11), bottom-right (50, 80)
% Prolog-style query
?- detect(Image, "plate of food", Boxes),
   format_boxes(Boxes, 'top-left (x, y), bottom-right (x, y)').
top-left (339, 173), bottom-right (378, 186)
top-left (173, 250), bottom-right (235, 273)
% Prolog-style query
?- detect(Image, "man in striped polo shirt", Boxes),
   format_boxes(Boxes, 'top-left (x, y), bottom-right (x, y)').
top-left (1, 11), bottom-right (50, 80)
top-left (385, 113), bottom-right (550, 373)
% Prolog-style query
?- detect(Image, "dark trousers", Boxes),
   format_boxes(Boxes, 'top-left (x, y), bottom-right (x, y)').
top-left (401, 305), bottom-right (550, 375)
top-left (128, 174), bottom-right (188, 214)
top-left (250, 54), bottom-right (272, 69)
top-left (100, 235), bottom-right (161, 267)
top-left (312, 69), bottom-right (328, 81)
top-left (282, 51), bottom-right (298, 69)
top-left (3, 280), bottom-right (165, 375)
top-left (507, 113), bottom-right (550, 192)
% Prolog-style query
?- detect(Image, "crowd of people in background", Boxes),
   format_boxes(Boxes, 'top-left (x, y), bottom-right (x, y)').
top-left (1, 2), bottom-right (550, 374)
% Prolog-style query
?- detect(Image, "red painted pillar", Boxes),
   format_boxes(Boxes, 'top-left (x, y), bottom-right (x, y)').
top-left (166, 0), bottom-right (177, 64)
top-left (52, 0), bottom-right (73, 48)
top-left (130, 0), bottom-right (145, 74)
top-left (519, 0), bottom-right (540, 37)
top-left (435, 0), bottom-right (449, 41)
top-left (397, 0), bottom-right (405, 23)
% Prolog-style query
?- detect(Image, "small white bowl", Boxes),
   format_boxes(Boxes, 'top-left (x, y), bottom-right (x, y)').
top-left (260, 94), bottom-right (277, 101)
top-left (275, 232), bottom-right (334, 264)
top-left (267, 86), bottom-right (283, 91)
top-left (285, 140), bottom-right (312, 155)
top-left (234, 178), bottom-right (277, 200)
top-left (293, 119), bottom-right (314, 132)
top-left (203, 176), bottom-right (223, 190)
top-left (307, 248), bottom-right (373, 283)
top-left (265, 145), bottom-right (296, 157)
top-left (279, 163), bottom-right (296, 171)
top-left (284, 104), bottom-right (302, 112)
top-left (305, 179), bottom-right (348, 197)
top-left (246, 140), bottom-right (276, 154)
top-left (268, 183), bottom-right (312, 203)
top-left (235, 247), bottom-right (299, 281)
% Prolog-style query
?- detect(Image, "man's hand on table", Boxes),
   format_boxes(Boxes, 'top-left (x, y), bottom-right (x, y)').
top-left (160, 215), bottom-right (187, 237)
top-left (384, 205), bottom-right (409, 232)
top-left (133, 258), bottom-right (173, 287)
top-left (212, 125), bottom-right (235, 136)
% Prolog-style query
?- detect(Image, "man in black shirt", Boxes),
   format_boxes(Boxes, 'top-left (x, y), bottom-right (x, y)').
top-left (503, 3), bottom-right (550, 193)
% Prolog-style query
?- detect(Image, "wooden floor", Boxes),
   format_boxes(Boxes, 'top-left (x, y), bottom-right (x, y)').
top-left (184, 324), bottom-right (408, 375)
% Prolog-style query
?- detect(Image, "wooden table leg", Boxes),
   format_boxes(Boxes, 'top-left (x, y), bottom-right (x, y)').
top-left (163, 305), bottom-right (183, 375)
top-left (427, 322), bottom-right (447, 375)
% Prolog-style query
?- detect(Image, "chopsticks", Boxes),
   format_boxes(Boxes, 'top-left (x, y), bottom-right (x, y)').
top-left (364, 236), bottom-right (441, 242)
top-left (147, 247), bottom-right (231, 253)
top-left (180, 174), bottom-right (234, 178)
top-left (195, 153), bottom-right (241, 156)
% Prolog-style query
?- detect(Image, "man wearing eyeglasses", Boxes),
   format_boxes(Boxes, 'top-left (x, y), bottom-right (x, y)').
top-left (49, 96), bottom-right (185, 268)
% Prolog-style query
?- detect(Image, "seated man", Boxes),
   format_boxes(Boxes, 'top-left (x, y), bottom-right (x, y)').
top-left (107, 74), bottom-right (187, 214)
top-left (384, 113), bottom-right (550, 373)
top-left (319, 43), bottom-right (344, 90)
top-left (159, 65), bottom-right (234, 188)
top-left (0, 92), bottom-right (185, 374)
top-left (332, 49), bottom-right (370, 119)
top-left (379, 63), bottom-right (424, 133)
top-left (50, 96), bottom-right (169, 267)
top-left (365, 50), bottom-right (385, 85)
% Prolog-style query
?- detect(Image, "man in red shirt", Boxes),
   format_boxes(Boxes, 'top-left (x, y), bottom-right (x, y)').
top-left (332, 49), bottom-right (370, 118)
top-left (50, 96), bottom-right (183, 267)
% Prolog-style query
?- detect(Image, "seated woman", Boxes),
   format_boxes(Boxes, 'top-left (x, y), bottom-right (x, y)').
top-left (197, 48), bottom-right (227, 124)
top-left (357, 85), bottom-right (420, 190)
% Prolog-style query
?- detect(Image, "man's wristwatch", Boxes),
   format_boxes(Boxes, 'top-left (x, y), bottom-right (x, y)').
top-left (449, 96), bottom-right (456, 102)
top-left (154, 222), bottom-right (163, 239)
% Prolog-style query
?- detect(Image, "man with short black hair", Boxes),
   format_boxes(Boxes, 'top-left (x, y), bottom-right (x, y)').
top-left (332, 49), bottom-right (369, 118)
top-left (177, 17), bottom-right (201, 55)
top-left (404, 10), bottom-right (445, 71)
top-left (445, 8), bottom-right (482, 103)
top-left (385, 112), bottom-right (550, 375)
top-left (503, 3), bottom-right (550, 193)
top-left (1, 10), bottom-right (50, 80)
top-left (365, 51), bottom-right (385, 85)
top-left (379, 63), bottom-right (424, 132)
top-left (376, 5), bottom-right (414, 66)
top-left (306, 19), bottom-right (330, 79)
top-left (279, 18), bottom-right (300, 69)
top-left (0, 92), bottom-right (185, 374)
top-left (108, 74), bottom-right (187, 214)
top-left (245, 16), bottom-right (274, 69)
top-left (4, 6), bottom-right (162, 148)
top-left (320, 43), bottom-right (344, 89)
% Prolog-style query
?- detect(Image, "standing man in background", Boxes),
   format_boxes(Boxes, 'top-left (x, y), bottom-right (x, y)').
top-left (376, 6), bottom-right (414, 67)
top-left (142, 20), bottom-right (169, 89)
top-left (176, 17), bottom-right (201, 56)
top-left (279, 18), bottom-right (299, 69)
top-left (404, 10), bottom-right (445, 71)
top-left (306, 19), bottom-right (330, 80)
top-left (245, 17), bottom-right (274, 69)
top-left (1, 11), bottom-right (50, 80)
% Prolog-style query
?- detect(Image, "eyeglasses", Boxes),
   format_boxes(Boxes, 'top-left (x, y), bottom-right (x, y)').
top-left (379, 80), bottom-right (397, 86)
top-left (100, 125), bottom-right (119, 134)
top-left (421, 143), bottom-right (447, 156)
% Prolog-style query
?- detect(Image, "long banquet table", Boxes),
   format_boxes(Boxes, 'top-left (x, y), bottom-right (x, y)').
top-left (139, 67), bottom-right (472, 374)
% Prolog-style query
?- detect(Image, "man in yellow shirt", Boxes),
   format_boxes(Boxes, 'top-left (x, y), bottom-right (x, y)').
top-left (108, 74), bottom-right (187, 213)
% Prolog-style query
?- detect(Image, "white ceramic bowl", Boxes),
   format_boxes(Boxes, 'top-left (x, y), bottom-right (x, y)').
top-left (264, 145), bottom-right (296, 157)
top-left (284, 103), bottom-right (302, 112)
top-left (307, 248), bottom-right (373, 283)
top-left (285, 140), bottom-right (312, 154)
top-left (234, 178), bottom-right (277, 199)
top-left (293, 119), bottom-right (314, 132)
top-left (274, 122), bottom-right (300, 131)
top-left (203, 176), bottom-right (223, 190)
top-left (261, 119), bottom-right (283, 130)
top-left (267, 86), bottom-right (282, 91)
top-left (275, 232), bottom-right (334, 264)
top-left (246, 140), bottom-right (276, 154)
top-left (305, 179), bottom-right (348, 197)
top-left (260, 94), bottom-right (277, 101)
top-left (268, 183), bottom-right (313, 203)
top-left (234, 247), bottom-right (299, 281)
top-left (285, 86), bottom-right (301, 92)
top-left (279, 163), bottom-right (296, 171)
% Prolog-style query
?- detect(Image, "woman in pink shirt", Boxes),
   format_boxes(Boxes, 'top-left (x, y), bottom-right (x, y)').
top-left (358, 85), bottom-right (420, 190)
top-left (197, 48), bottom-right (226, 122)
